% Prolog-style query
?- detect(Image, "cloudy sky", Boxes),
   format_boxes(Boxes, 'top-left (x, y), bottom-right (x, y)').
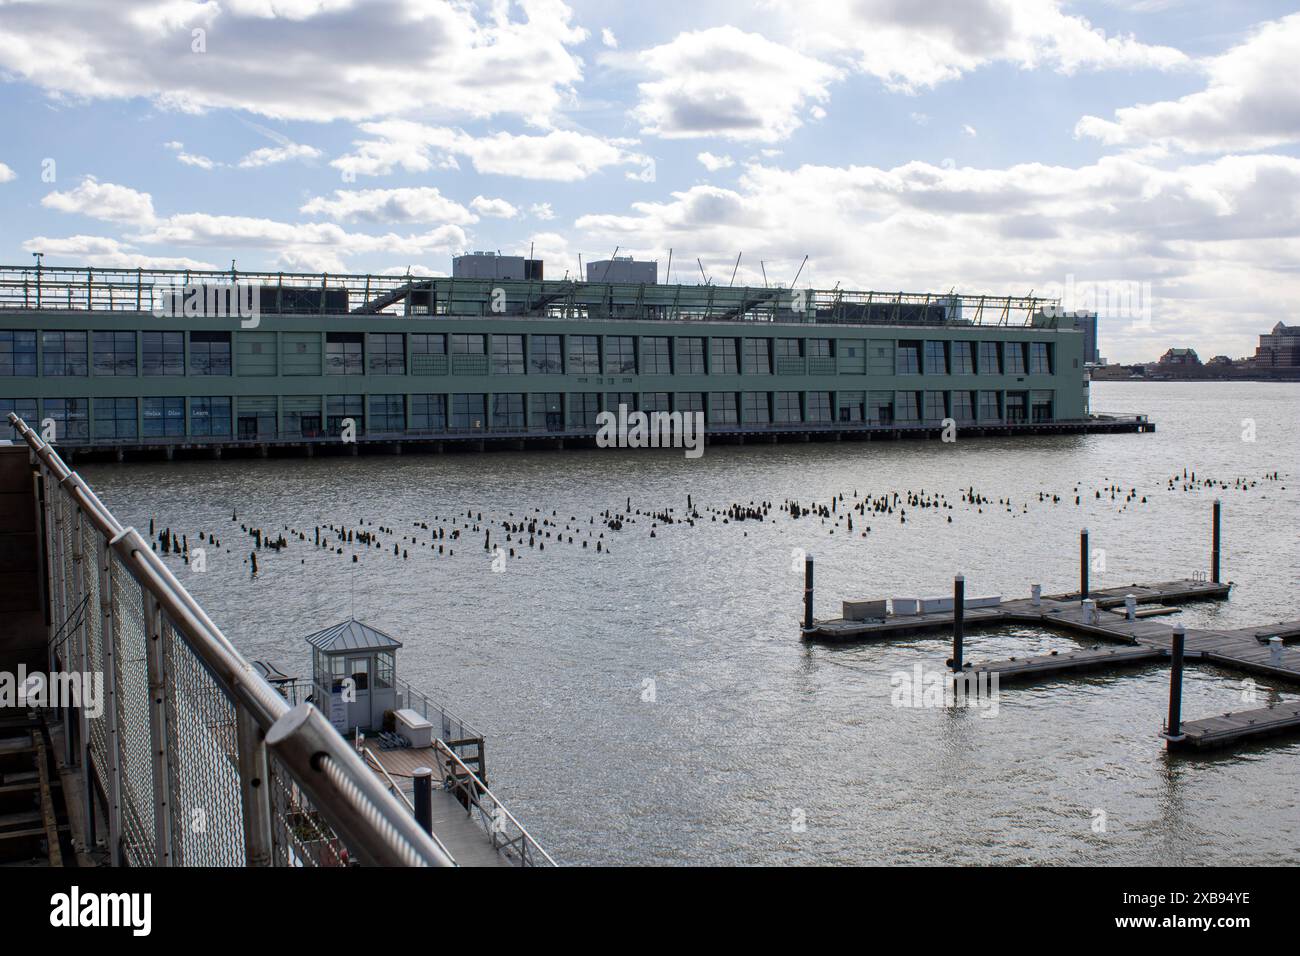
top-left (1, 0), bottom-right (1296, 362)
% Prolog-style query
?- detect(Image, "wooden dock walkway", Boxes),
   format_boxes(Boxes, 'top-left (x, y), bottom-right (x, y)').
top-left (806, 576), bottom-right (1300, 751)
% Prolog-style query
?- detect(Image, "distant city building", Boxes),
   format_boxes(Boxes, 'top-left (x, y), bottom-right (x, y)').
top-left (1254, 322), bottom-right (1300, 369)
top-left (585, 256), bottom-right (658, 284)
top-left (1206, 355), bottom-right (1233, 367)
top-left (452, 252), bottom-right (543, 281)
top-left (1158, 347), bottom-right (1201, 367)
top-left (1036, 306), bottom-right (1099, 365)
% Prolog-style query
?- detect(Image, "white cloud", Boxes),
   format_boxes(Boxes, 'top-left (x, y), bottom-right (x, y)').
top-left (237, 142), bottom-right (323, 168)
top-left (697, 152), bottom-right (734, 172)
top-left (164, 141), bottom-right (218, 169)
top-left (300, 186), bottom-right (477, 224)
top-left (470, 195), bottom-right (519, 219)
top-left (633, 26), bottom-right (840, 142)
top-left (575, 153), bottom-right (1300, 362)
top-left (333, 122), bottom-right (652, 181)
top-left (0, 0), bottom-right (588, 124)
top-left (41, 177), bottom-right (156, 225)
top-left (528, 202), bottom-right (556, 220)
top-left (0, 162), bottom-right (15, 183)
top-left (775, 0), bottom-right (1189, 92)
top-left (601, 27), bottom-right (617, 48)
top-left (1075, 14), bottom-right (1300, 152)
top-left (963, 124), bottom-right (978, 137)
top-left (20, 234), bottom-right (216, 270)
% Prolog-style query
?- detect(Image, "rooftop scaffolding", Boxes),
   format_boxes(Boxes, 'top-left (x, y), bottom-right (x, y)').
top-left (0, 263), bottom-right (1059, 327)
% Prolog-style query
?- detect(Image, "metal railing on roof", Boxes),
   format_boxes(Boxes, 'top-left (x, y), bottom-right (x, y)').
top-left (0, 263), bottom-right (1057, 326)
top-left (7, 412), bottom-right (456, 867)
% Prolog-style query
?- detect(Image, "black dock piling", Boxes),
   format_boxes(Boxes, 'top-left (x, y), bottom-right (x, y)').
top-left (1080, 528), bottom-right (1089, 600)
top-left (951, 574), bottom-right (965, 671)
top-left (413, 766), bottom-right (433, 834)
top-left (1166, 625), bottom-right (1186, 743)
top-left (1211, 498), bottom-right (1221, 584)
top-left (803, 555), bottom-right (814, 631)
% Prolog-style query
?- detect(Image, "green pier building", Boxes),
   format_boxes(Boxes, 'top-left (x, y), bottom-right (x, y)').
top-left (0, 258), bottom-right (1150, 460)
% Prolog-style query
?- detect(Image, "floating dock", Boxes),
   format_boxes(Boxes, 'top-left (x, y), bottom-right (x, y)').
top-left (801, 507), bottom-right (1300, 752)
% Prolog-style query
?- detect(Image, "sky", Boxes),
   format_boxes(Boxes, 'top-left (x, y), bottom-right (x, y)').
top-left (0, 0), bottom-right (1297, 363)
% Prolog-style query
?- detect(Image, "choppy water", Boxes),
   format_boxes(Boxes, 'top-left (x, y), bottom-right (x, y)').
top-left (80, 382), bottom-right (1300, 865)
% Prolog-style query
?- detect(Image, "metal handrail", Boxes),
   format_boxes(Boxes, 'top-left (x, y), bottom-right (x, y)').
top-left (434, 739), bottom-right (556, 867)
top-left (359, 745), bottom-right (457, 865)
top-left (7, 412), bottom-right (455, 867)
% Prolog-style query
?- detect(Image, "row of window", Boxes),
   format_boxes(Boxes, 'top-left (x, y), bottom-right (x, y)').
top-left (0, 330), bottom-right (1060, 378)
top-left (0, 389), bottom-right (1056, 440)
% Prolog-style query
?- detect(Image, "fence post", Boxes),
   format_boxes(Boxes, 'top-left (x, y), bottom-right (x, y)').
top-left (235, 704), bottom-right (274, 866)
top-left (142, 593), bottom-right (174, 866)
top-left (50, 484), bottom-right (77, 765)
top-left (98, 536), bottom-right (124, 867)
top-left (72, 508), bottom-right (95, 846)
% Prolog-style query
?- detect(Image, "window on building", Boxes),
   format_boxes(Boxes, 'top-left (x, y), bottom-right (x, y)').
top-left (492, 393), bottom-right (525, 428)
top-left (531, 392), bottom-right (563, 431)
top-left (450, 393), bottom-right (486, 431)
top-left (711, 338), bottom-right (738, 374)
top-left (978, 342), bottom-right (1001, 375)
top-left (367, 333), bottom-right (405, 375)
top-left (410, 394), bottom-right (446, 432)
top-left (94, 397), bottom-right (137, 439)
top-left (677, 337), bottom-right (705, 374)
top-left (567, 335), bottom-right (599, 374)
top-left (568, 393), bottom-right (600, 428)
top-left (1031, 391), bottom-right (1054, 422)
top-left (326, 333), bottom-right (364, 375)
top-left (896, 341), bottom-right (921, 375)
top-left (410, 333), bottom-right (446, 354)
top-left (1005, 391), bottom-right (1027, 423)
top-left (977, 391), bottom-right (1001, 421)
top-left (1029, 342), bottom-right (1052, 375)
top-left (450, 334), bottom-right (485, 355)
top-left (896, 391), bottom-right (921, 422)
top-left (326, 394), bottom-right (364, 435)
top-left (773, 391), bottom-right (801, 422)
top-left (742, 391), bottom-right (770, 423)
top-left (190, 397), bottom-right (232, 436)
top-left (709, 392), bottom-right (738, 424)
top-left (530, 335), bottom-right (562, 374)
top-left (1004, 342), bottom-right (1027, 375)
top-left (369, 394), bottom-right (405, 432)
top-left (924, 341), bottom-right (948, 375)
top-left (806, 391), bottom-right (832, 422)
top-left (42, 332), bottom-right (88, 377)
top-left (923, 391), bottom-right (947, 421)
top-left (142, 331), bottom-right (184, 376)
top-left (93, 331), bottom-right (137, 376)
top-left (807, 338), bottom-right (833, 359)
top-left (641, 337), bottom-right (671, 374)
top-left (675, 392), bottom-right (704, 415)
top-left (743, 338), bottom-right (772, 375)
top-left (189, 331), bottom-right (232, 376)
top-left (952, 391), bottom-right (976, 423)
top-left (0, 398), bottom-right (38, 422)
top-left (775, 338), bottom-right (802, 359)
top-left (867, 392), bottom-right (892, 424)
top-left (491, 335), bottom-right (524, 374)
top-left (641, 392), bottom-right (670, 413)
top-left (606, 392), bottom-right (635, 413)
top-left (142, 396), bottom-right (185, 437)
top-left (604, 336), bottom-right (636, 374)
top-left (839, 391), bottom-right (865, 423)
top-left (0, 331), bottom-right (36, 376)
top-left (44, 398), bottom-right (89, 441)
top-left (952, 341), bottom-right (974, 375)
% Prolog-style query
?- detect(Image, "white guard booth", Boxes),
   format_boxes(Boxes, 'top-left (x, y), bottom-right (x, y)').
top-left (306, 619), bottom-right (401, 734)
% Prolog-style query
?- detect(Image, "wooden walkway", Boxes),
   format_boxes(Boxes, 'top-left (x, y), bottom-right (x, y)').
top-left (359, 740), bottom-right (509, 868)
top-left (807, 578), bottom-right (1300, 751)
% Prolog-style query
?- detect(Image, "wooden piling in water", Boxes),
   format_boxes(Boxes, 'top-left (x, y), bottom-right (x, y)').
top-left (803, 555), bottom-right (814, 631)
top-left (1212, 498), bottom-right (1221, 584)
top-left (951, 574), bottom-right (965, 671)
top-left (1080, 528), bottom-right (1089, 601)
top-left (1166, 625), bottom-right (1186, 744)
